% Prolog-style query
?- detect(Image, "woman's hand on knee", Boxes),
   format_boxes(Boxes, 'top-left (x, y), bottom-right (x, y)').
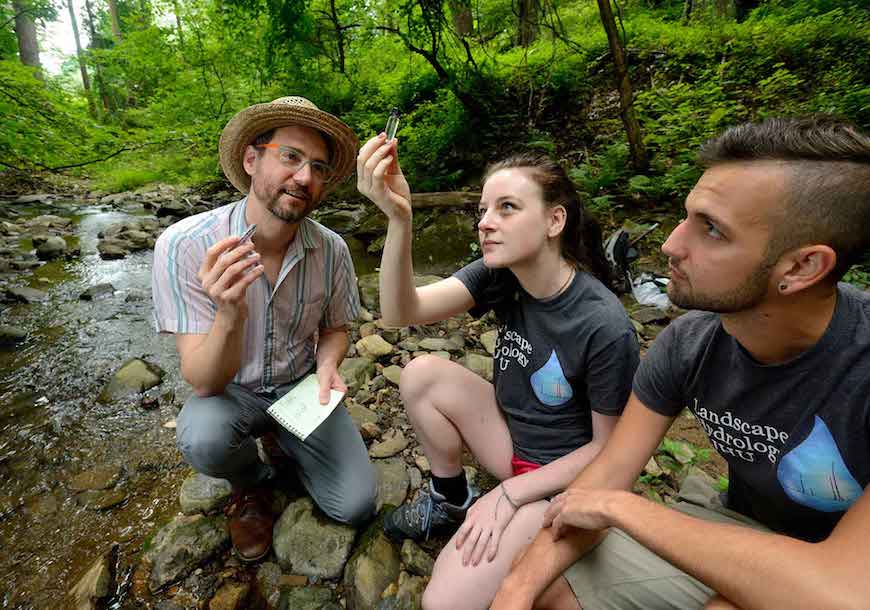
top-left (455, 485), bottom-right (518, 566)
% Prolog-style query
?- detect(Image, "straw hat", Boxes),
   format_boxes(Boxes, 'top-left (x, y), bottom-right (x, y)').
top-left (219, 96), bottom-right (359, 194)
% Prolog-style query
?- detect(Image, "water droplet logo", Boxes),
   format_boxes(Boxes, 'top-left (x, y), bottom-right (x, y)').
top-left (530, 349), bottom-right (573, 406)
top-left (776, 416), bottom-right (861, 513)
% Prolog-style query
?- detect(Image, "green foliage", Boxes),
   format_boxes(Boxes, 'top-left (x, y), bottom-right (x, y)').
top-left (843, 266), bottom-right (870, 291)
top-left (0, 60), bottom-right (116, 171)
top-left (394, 90), bottom-right (469, 190)
top-left (0, 0), bottom-right (866, 199)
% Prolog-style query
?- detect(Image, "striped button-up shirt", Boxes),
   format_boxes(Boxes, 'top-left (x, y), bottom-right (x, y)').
top-left (152, 197), bottom-right (361, 392)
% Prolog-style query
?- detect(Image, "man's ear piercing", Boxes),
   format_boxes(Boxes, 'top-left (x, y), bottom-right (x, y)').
top-left (779, 282), bottom-right (788, 292)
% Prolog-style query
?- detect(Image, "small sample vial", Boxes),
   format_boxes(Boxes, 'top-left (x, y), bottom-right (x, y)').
top-left (385, 108), bottom-right (400, 141)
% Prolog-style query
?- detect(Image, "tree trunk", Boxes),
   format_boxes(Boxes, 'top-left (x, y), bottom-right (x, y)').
top-left (83, 0), bottom-right (113, 113)
top-left (517, 0), bottom-right (538, 47)
top-left (596, 0), bottom-right (648, 172)
top-left (328, 0), bottom-right (346, 73)
top-left (107, 0), bottom-right (123, 43)
top-left (682, 0), bottom-right (693, 23)
top-left (67, 0), bottom-right (96, 116)
top-left (11, 0), bottom-right (42, 76)
top-left (171, 0), bottom-right (185, 46)
top-left (449, 0), bottom-right (473, 37)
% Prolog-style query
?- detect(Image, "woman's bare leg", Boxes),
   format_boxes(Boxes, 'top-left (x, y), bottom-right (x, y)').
top-left (399, 354), bottom-right (514, 480)
top-left (422, 500), bottom-right (551, 610)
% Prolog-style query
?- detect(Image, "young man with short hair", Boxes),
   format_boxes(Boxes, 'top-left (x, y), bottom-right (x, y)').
top-left (491, 116), bottom-right (870, 610)
top-left (152, 97), bottom-right (377, 562)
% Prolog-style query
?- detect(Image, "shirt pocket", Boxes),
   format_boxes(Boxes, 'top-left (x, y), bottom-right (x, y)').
top-left (291, 298), bottom-right (324, 344)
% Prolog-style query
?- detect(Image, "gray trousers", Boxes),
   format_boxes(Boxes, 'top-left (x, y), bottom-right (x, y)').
top-left (177, 382), bottom-right (377, 526)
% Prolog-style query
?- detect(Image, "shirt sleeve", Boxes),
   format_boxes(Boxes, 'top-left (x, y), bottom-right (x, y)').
top-left (452, 258), bottom-right (493, 318)
top-left (585, 324), bottom-right (640, 416)
top-left (322, 236), bottom-right (361, 329)
top-left (151, 230), bottom-right (215, 334)
top-left (632, 321), bottom-right (686, 417)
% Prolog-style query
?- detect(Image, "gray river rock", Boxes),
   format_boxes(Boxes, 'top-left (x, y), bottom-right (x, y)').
top-left (145, 514), bottom-right (230, 592)
top-left (272, 497), bottom-right (356, 579)
top-left (179, 472), bottom-right (233, 515)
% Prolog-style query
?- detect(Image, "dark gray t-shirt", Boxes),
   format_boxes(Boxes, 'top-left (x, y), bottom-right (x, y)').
top-left (634, 284), bottom-right (870, 542)
top-left (454, 258), bottom-right (639, 465)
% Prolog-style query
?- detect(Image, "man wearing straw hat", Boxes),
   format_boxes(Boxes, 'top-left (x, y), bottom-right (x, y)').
top-left (152, 96), bottom-right (377, 562)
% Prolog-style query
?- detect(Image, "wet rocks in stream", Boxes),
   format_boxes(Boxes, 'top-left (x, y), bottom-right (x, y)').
top-left (99, 357), bottom-right (165, 402)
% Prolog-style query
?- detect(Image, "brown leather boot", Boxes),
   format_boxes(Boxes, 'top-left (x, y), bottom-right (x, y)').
top-left (225, 487), bottom-right (273, 562)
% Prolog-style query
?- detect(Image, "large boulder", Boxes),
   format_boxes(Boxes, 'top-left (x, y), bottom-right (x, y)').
top-left (272, 497), bottom-right (356, 579)
top-left (35, 236), bottom-right (68, 261)
top-left (145, 514), bottom-right (229, 592)
top-left (179, 473), bottom-right (233, 515)
top-left (343, 525), bottom-right (401, 610)
top-left (100, 358), bottom-right (164, 402)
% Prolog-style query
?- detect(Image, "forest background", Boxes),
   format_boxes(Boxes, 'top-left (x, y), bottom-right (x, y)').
top-left (1, 0), bottom-right (868, 219)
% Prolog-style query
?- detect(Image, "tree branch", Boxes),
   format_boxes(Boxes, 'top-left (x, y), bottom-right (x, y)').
top-left (36, 137), bottom-right (191, 172)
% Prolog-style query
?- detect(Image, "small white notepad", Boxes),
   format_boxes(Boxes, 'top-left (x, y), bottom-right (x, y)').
top-left (266, 374), bottom-right (344, 441)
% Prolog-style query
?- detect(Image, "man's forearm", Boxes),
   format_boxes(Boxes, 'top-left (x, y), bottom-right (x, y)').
top-left (180, 312), bottom-right (245, 396)
top-left (498, 526), bottom-right (605, 607)
top-left (316, 327), bottom-right (349, 370)
top-left (606, 491), bottom-right (861, 610)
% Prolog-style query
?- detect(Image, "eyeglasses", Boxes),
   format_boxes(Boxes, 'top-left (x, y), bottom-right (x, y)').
top-left (254, 144), bottom-right (335, 182)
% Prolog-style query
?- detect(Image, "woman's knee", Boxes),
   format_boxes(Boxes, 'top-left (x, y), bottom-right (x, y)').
top-left (399, 354), bottom-right (443, 401)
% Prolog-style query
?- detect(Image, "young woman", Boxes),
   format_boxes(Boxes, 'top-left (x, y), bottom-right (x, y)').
top-left (357, 134), bottom-right (639, 610)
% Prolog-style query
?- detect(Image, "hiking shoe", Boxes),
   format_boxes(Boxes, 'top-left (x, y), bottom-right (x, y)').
top-left (225, 486), bottom-right (274, 562)
top-left (384, 480), bottom-right (477, 541)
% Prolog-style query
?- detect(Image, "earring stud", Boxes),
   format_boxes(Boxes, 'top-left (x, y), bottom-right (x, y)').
top-left (779, 282), bottom-right (788, 292)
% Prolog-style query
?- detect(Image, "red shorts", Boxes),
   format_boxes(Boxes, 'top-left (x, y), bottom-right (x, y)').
top-left (511, 455), bottom-right (541, 476)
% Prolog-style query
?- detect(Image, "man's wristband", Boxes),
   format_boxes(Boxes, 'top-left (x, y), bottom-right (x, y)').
top-left (501, 482), bottom-right (520, 510)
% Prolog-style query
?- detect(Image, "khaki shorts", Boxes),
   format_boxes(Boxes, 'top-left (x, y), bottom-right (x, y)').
top-left (563, 476), bottom-right (769, 610)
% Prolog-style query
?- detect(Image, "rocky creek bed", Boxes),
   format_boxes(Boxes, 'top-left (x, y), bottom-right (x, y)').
top-left (0, 186), bottom-right (724, 610)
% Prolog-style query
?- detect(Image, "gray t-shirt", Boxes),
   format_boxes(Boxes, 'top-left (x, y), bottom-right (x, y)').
top-left (634, 284), bottom-right (870, 541)
top-left (454, 259), bottom-right (639, 465)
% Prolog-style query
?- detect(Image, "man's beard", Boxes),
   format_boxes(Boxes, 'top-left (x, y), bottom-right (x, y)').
top-left (254, 181), bottom-right (317, 223)
top-left (667, 260), bottom-right (775, 313)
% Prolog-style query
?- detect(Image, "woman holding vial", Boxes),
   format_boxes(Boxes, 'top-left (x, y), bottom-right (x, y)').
top-left (356, 132), bottom-right (639, 610)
